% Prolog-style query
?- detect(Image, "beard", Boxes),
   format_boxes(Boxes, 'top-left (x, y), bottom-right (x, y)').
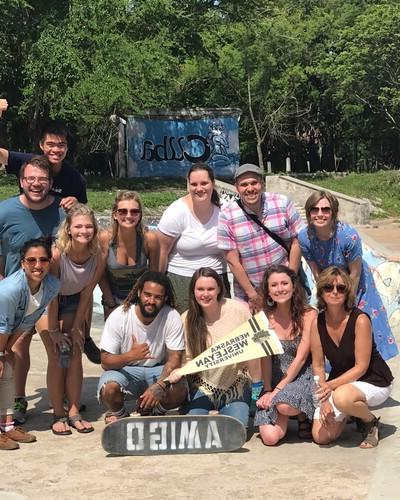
top-left (138, 298), bottom-right (163, 319)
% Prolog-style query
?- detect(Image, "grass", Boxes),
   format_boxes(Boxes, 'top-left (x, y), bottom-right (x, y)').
top-left (0, 171), bottom-right (187, 215)
top-left (2, 169), bottom-right (400, 218)
top-left (305, 171), bottom-right (400, 219)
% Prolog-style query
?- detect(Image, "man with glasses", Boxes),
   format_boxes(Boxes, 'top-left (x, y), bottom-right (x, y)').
top-left (0, 100), bottom-right (100, 366)
top-left (0, 99), bottom-right (87, 210)
top-left (0, 155), bottom-right (65, 425)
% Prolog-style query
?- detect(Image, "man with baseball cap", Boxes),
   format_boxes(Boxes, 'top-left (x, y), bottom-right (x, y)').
top-left (218, 163), bottom-right (304, 310)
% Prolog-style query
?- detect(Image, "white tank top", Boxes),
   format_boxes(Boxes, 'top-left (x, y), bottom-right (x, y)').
top-left (59, 253), bottom-right (97, 295)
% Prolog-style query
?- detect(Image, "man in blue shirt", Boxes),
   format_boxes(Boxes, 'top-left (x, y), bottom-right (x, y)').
top-left (0, 99), bottom-right (87, 210)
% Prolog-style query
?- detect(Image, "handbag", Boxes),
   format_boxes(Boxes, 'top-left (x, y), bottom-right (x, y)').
top-left (236, 199), bottom-right (311, 297)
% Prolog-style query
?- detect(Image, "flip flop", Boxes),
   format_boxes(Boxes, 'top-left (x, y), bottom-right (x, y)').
top-left (52, 415), bottom-right (72, 436)
top-left (68, 413), bottom-right (94, 434)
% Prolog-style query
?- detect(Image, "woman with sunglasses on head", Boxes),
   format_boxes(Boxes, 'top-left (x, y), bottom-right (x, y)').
top-left (158, 163), bottom-right (229, 313)
top-left (0, 238), bottom-right (59, 450)
top-left (255, 265), bottom-right (317, 445)
top-left (168, 267), bottom-right (251, 426)
top-left (43, 203), bottom-right (106, 435)
top-left (298, 191), bottom-right (398, 360)
top-left (311, 266), bottom-right (393, 448)
top-left (99, 190), bottom-right (159, 319)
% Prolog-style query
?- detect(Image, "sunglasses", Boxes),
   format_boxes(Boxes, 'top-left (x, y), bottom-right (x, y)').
top-left (309, 206), bottom-right (332, 215)
top-left (322, 283), bottom-right (347, 294)
top-left (116, 208), bottom-right (141, 216)
top-left (24, 257), bottom-right (50, 265)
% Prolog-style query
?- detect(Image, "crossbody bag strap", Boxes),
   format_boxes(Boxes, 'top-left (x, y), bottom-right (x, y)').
top-left (236, 198), bottom-right (290, 254)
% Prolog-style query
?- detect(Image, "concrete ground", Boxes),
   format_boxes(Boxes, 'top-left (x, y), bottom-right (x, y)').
top-left (2, 221), bottom-right (400, 500)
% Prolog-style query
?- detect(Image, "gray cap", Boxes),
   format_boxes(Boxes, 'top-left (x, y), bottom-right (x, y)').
top-left (234, 163), bottom-right (263, 180)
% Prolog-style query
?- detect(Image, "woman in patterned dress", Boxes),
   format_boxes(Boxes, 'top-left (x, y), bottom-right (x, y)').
top-left (255, 265), bottom-right (317, 445)
top-left (298, 191), bottom-right (398, 361)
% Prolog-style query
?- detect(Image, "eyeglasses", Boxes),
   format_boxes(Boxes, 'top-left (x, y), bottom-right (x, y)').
top-left (24, 257), bottom-right (50, 265)
top-left (116, 208), bottom-right (141, 216)
top-left (310, 206), bottom-right (332, 215)
top-left (22, 176), bottom-right (50, 185)
top-left (322, 283), bottom-right (347, 294)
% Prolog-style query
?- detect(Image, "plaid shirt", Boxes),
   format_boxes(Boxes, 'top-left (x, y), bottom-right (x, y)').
top-left (218, 192), bottom-right (304, 300)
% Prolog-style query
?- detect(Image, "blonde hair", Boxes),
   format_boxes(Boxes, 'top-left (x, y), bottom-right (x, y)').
top-left (56, 203), bottom-right (99, 255)
top-left (111, 190), bottom-right (144, 242)
top-left (316, 266), bottom-right (355, 311)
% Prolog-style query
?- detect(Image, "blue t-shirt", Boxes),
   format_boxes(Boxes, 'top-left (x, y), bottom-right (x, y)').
top-left (0, 196), bottom-right (65, 276)
top-left (6, 151), bottom-right (87, 203)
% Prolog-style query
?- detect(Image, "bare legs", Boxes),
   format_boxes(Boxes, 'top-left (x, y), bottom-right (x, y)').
top-left (259, 403), bottom-right (301, 446)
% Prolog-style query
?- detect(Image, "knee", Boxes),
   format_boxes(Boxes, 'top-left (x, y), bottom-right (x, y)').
top-left (332, 385), bottom-right (353, 410)
top-left (100, 381), bottom-right (123, 402)
top-left (259, 425), bottom-right (283, 446)
top-left (275, 403), bottom-right (298, 416)
top-left (312, 426), bottom-right (333, 445)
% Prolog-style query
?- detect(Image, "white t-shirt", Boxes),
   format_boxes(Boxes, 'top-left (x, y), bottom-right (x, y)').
top-left (158, 198), bottom-right (226, 276)
top-left (100, 304), bottom-right (185, 367)
top-left (25, 283), bottom-right (44, 317)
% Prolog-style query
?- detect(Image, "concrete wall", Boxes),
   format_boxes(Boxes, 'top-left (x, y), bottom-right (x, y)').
top-left (266, 175), bottom-right (370, 225)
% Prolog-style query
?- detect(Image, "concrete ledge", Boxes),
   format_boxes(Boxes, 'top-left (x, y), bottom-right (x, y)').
top-left (266, 175), bottom-right (370, 225)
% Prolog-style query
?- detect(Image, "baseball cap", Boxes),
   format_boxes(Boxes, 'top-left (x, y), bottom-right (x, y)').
top-left (234, 163), bottom-right (263, 180)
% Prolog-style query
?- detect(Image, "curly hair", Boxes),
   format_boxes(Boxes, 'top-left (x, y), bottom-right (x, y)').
top-left (56, 203), bottom-right (99, 255)
top-left (20, 237), bottom-right (52, 261)
top-left (122, 271), bottom-right (176, 312)
top-left (261, 264), bottom-right (309, 338)
top-left (185, 267), bottom-right (225, 358)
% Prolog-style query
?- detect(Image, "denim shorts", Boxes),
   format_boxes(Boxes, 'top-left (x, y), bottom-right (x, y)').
top-left (59, 293), bottom-right (81, 314)
top-left (97, 364), bottom-right (164, 401)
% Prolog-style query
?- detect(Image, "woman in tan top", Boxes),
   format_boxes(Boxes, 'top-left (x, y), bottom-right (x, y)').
top-left (41, 204), bottom-right (106, 435)
top-left (168, 267), bottom-right (251, 426)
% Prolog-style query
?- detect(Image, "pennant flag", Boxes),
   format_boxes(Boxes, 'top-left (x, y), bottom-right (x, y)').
top-left (175, 311), bottom-right (283, 377)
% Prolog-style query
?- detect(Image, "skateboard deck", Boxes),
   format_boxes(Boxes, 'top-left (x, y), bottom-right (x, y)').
top-left (102, 414), bottom-right (246, 456)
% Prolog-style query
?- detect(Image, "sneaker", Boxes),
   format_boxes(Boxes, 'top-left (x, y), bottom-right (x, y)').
top-left (14, 398), bottom-right (28, 425)
top-left (0, 433), bottom-right (19, 450)
top-left (5, 426), bottom-right (36, 443)
top-left (84, 336), bottom-right (101, 364)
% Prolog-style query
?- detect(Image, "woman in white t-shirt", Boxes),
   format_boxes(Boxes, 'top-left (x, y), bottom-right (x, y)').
top-left (158, 163), bottom-right (229, 312)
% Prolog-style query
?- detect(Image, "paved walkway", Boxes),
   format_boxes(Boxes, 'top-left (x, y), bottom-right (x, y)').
top-left (2, 222), bottom-right (400, 500)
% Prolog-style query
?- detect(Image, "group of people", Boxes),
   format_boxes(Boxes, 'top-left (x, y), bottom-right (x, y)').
top-left (0, 98), bottom-right (396, 452)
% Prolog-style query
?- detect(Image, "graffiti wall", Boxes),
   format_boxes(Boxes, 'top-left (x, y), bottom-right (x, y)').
top-left (126, 113), bottom-right (240, 179)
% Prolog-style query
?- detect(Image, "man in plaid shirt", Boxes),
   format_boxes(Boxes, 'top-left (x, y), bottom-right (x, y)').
top-left (218, 164), bottom-right (304, 312)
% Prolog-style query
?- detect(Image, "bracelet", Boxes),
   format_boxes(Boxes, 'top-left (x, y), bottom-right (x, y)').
top-left (275, 386), bottom-right (282, 391)
top-left (48, 329), bottom-right (60, 335)
top-left (101, 298), bottom-right (116, 308)
top-left (155, 381), bottom-right (167, 392)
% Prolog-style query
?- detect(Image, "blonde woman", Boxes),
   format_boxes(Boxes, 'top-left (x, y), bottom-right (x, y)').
top-left (42, 203), bottom-right (106, 435)
top-left (99, 190), bottom-right (159, 318)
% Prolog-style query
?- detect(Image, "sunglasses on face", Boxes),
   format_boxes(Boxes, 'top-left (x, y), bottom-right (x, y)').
top-left (116, 208), bottom-right (141, 216)
top-left (309, 206), bottom-right (332, 215)
top-left (322, 283), bottom-right (347, 294)
top-left (24, 257), bottom-right (50, 265)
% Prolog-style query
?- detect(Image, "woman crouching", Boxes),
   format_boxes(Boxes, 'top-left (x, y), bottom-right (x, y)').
top-left (311, 266), bottom-right (393, 448)
top-left (168, 267), bottom-right (251, 427)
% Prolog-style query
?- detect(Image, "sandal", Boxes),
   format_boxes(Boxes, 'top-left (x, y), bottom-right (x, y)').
top-left (104, 407), bottom-right (130, 424)
top-left (359, 416), bottom-right (380, 449)
top-left (52, 415), bottom-right (72, 436)
top-left (68, 413), bottom-right (94, 434)
top-left (297, 415), bottom-right (312, 440)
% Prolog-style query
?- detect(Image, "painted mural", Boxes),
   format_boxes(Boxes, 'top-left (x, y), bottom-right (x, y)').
top-left (126, 115), bottom-right (240, 179)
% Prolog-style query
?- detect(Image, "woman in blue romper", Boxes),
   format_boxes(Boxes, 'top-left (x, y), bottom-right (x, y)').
top-left (298, 191), bottom-right (398, 361)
